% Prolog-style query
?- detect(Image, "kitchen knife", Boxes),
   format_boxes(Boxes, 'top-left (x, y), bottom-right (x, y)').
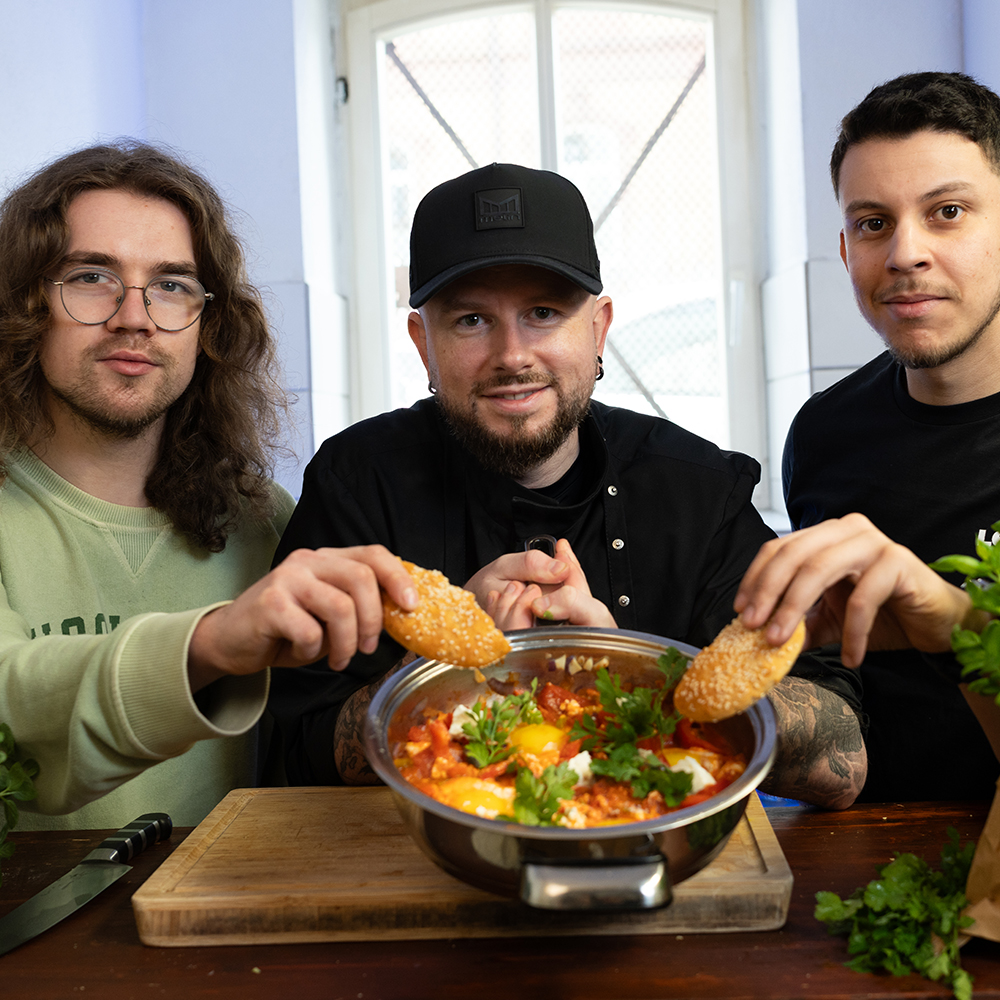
top-left (0, 811), bottom-right (171, 957)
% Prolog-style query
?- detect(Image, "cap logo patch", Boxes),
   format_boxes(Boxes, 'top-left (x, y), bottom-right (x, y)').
top-left (475, 187), bottom-right (524, 230)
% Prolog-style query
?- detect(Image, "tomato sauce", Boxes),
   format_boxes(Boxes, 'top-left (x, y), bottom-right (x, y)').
top-left (393, 658), bottom-right (746, 828)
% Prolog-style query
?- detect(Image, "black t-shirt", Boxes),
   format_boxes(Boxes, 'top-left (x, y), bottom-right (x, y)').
top-left (269, 398), bottom-right (862, 784)
top-left (784, 351), bottom-right (1000, 801)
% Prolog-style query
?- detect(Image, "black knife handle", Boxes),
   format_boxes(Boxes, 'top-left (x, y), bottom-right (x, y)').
top-left (82, 813), bottom-right (173, 865)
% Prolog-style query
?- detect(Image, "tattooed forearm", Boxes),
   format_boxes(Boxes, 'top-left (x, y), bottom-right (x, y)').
top-left (333, 654), bottom-right (415, 784)
top-left (760, 676), bottom-right (867, 809)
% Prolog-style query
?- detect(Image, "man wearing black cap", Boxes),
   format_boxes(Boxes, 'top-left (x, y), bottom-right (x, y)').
top-left (267, 164), bottom-right (867, 807)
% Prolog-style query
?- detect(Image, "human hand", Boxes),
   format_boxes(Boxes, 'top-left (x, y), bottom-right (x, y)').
top-left (465, 547), bottom-right (573, 631)
top-left (734, 513), bottom-right (978, 667)
top-left (187, 545), bottom-right (418, 690)
top-left (476, 539), bottom-right (617, 630)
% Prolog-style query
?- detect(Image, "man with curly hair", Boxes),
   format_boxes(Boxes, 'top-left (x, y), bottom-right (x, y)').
top-left (0, 142), bottom-right (415, 829)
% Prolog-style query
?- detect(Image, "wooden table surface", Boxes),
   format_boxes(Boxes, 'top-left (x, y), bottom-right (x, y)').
top-left (0, 800), bottom-right (997, 1000)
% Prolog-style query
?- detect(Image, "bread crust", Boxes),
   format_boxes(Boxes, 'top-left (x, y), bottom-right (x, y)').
top-left (673, 616), bottom-right (806, 722)
top-left (382, 561), bottom-right (511, 668)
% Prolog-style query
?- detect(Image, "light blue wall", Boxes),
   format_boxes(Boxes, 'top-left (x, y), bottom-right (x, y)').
top-left (0, 0), bottom-right (345, 498)
top-left (758, 0), bottom-right (994, 512)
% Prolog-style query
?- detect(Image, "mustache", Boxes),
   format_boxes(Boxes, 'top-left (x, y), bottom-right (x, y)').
top-left (874, 279), bottom-right (952, 303)
top-left (84, 338), bottom-right (170, 364)
top-left (471, 372), bottom-right (558, 394)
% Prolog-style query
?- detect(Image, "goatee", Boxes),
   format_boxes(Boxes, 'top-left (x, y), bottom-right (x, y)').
top-left (435, 373), bottom-right (592, 480)
top-left (875, 279), bottom-right (1000, 369)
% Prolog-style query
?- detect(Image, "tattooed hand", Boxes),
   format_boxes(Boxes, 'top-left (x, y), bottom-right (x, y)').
top-left (332, 653), bottom-right (417, 784)
top-left (760, 676), bottom-right (866, 810)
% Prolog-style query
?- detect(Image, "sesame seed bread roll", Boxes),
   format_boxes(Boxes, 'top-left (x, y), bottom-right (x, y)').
top-left (382, 561), bottom-right (511, 668)
top-left (673, 616), bottom-right (806, 722)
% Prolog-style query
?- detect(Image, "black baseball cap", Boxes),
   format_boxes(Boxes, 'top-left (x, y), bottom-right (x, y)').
top-left (408, 162), bottom-right (602, 308)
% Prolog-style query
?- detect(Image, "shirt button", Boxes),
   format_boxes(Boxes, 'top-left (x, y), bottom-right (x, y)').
top-left (612, 538), bottom-right (624, 550)
top-left (618, 595), bottom-right (630, 607)
top-left (607, 485), bottom-right (618, 496)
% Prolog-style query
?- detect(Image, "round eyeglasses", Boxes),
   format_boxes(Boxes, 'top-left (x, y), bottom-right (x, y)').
top-left (47, 266), bottom-right (214, 332)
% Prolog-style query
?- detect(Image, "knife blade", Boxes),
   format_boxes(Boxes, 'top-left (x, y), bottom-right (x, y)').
top-left (0, 811), bottom-right (171, 957)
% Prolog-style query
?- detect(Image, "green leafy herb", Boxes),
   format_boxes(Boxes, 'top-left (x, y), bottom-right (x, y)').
top-left (656, 647), bottom-right (689, 689)
top-left (590, 743), bottom-right (693, 805)
top-left (814, 828), bottom-right (975, 1000)
top-left (930, 519), bottom-right (1000, 700)
top-left (462, 680), bottom-right (543, 768)
top-left (0, 722), bottom-right (39, 888)
top-left (569, 667), bottom-right (679, 752)
top-left (505, 762), bottom-right (578, 826)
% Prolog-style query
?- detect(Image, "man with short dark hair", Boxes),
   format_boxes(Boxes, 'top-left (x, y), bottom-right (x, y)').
top-left (0, 141), bottom-right (416, 829)
top-left (269, 162), bottom-right (868, 808)
top-left (783, 71), bottom-right (1000, 800)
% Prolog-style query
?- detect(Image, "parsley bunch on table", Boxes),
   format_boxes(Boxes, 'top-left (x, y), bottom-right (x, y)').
top-left (0, 722), bottom-right (39, 888)
top-left (815, 828), bottom-right (976, 1000)
top-left (931, 518), bottom-right (1000, 700)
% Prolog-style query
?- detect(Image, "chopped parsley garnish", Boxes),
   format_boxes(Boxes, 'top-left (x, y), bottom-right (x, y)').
top-left (566, 653), bottom-right (692, 803)
top-left (461, 679), bottom-right (542, 768)
top-left (506, 762), bottom-right (578, 826)
top-left (814, 828), bottom-right (975, 1000)
top-left (590, 743), bottom-right (693, 805)
top-left (657, 647), bottom-right (689, 689)
top-left (570, 666), bottom-right (680, 752)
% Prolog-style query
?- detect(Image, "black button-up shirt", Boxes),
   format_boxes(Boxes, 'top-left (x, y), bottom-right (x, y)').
top-left (268, 398), bottom-right (859, 784)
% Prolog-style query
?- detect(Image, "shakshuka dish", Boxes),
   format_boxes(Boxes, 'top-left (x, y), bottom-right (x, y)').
top-left (393, 650), bottom-right (747, 828)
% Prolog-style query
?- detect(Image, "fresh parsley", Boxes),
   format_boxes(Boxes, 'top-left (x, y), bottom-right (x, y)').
top-left (570, 666), bottom-right (679, 752)
top-left (461, 680), bottom-right (543, 768)
top-left (656, 647), bottom-right (689, 689)
top-left (566, 656), bottom-right (692, 803)
top-left (506, 762), bottom-right (578, 826)
top-left (590, 743), bottom-right (693, 805)
top-left (0, 722), bottom-right (39, 888)
top-left (931, 519), bottom-right (1000, 700)
top-left (814, 828), bottom-right (975, 1000)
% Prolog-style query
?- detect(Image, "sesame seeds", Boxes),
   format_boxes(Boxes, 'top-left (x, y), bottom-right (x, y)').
top-left (673, 616), bottom-right (806, 722)
top-left (382, 561), bottom-right (511, 668)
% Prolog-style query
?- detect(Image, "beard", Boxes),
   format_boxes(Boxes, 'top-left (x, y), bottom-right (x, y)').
top-left (435, 372), bottom-right (593, 480)
top-left (43, 343), bottom-right (184, 441)
top-left (873, 279), bottom-right (1000, 370)
top-left (47, 381), bottom-right (175, 439)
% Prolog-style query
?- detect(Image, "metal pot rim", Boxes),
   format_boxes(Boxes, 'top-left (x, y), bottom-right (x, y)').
top-left (364, 626), bottom-right (778, 841)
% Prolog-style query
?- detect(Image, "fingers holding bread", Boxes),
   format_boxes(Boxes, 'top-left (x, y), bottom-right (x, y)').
top-left (673, 615), bottom-right (806, 722)
top-left (382, 561), bottom-right (511, 668)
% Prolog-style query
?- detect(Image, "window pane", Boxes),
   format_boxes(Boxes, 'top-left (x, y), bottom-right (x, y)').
top-left (380, 11), bottom-right (539, 408)
top-left (553, 7), bottom-right (728, 443)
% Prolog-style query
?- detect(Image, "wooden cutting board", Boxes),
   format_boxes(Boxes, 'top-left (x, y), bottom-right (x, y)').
top-left (132, 787), bottom-right (792, 946)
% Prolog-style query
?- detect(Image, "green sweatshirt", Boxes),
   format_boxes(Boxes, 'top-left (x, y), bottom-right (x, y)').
top-left (0, 450), bottom-right (294, 829)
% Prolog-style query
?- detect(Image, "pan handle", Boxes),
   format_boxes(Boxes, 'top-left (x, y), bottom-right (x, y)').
top-left (520, 857), bottom-right (671, 910)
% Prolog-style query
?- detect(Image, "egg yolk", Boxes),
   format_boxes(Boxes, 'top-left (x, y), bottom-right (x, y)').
top-left (431, 777), bottom-right (514, 818)
top-left (509, 723), bottom-right (569, 755)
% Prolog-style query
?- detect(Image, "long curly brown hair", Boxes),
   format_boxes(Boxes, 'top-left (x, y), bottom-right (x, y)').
top-left (0, 140), bottom-right (288, 551)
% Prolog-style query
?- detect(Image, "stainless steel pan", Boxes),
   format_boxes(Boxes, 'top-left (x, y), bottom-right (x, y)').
top-left (364, 626), bottom-right (777, 911)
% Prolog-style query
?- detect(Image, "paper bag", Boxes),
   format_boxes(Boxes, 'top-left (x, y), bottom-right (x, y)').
top-left (964, 777), bottom-right (1000, 941)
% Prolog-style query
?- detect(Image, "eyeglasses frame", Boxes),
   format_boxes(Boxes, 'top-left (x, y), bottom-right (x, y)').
top-left (45, 266), bottom-right (215, 332)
